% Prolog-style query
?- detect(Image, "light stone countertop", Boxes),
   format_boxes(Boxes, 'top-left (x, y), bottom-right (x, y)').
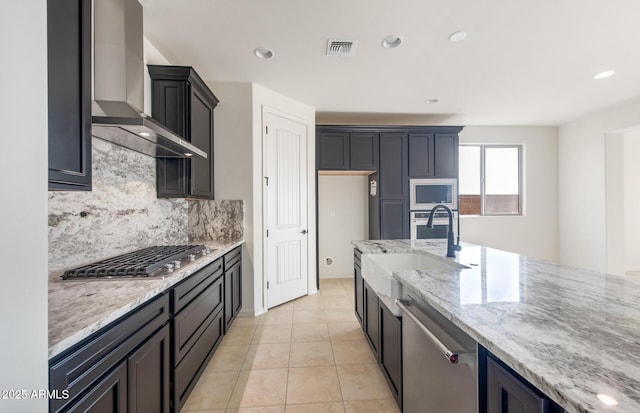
top-left (48, 240), bottom-right (244, 360)
top-left (352, 239), bottom-right (640, 413)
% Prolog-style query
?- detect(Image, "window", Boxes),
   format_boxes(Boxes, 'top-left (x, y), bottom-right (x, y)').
top-left (459, 145), bottom-right (522, 216)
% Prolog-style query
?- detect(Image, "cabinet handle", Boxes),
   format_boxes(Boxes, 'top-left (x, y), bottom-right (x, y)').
top-left (300, 229), bottom-right (308, 234)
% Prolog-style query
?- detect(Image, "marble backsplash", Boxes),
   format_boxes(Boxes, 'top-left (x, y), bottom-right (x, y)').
top-left (48, 138), bottom-right (243, 277)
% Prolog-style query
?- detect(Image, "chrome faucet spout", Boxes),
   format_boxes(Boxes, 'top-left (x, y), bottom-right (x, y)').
top-left (427, 204), bottom-right (462, 258)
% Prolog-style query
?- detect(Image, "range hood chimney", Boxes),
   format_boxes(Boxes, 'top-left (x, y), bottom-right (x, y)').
top-left (91, 0), bottom-right (206, 159)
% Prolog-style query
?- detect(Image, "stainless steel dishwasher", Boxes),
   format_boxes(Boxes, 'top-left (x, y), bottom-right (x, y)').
top-left (398, 296), bottom-right (478, 413)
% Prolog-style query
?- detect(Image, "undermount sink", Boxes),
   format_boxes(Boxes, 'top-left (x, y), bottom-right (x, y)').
top-left (361, 252), bottom-right (467, 316)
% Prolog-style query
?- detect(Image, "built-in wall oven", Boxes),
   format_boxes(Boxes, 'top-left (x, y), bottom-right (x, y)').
top-left (409, 178), bottom-right (457, 211)
top-left (410, 210), bottom-right (458, 240)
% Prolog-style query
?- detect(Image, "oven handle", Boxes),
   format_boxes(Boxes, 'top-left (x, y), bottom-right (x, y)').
top-left (397, 298), bottom-right (463, 364)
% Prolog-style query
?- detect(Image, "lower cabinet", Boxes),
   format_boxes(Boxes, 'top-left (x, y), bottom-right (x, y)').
top-left (479, 346), bottom-right (566, 413)
top-left (171, 259), bottom-right (225, 412)
top-left (49, 294), bottom-right (170, 413)
top-left (50, 248), bottom-right (244, 413)
top-left (355, 250), bottom-right (402, 409)
top-left (354, 249), bottom-right (364, 326)
top-left (223, 246), bottom-right (243, 331)
top-left (379, 301), bottom-right (402, 408)
top-left (363, 281), bottom-right (379, 357)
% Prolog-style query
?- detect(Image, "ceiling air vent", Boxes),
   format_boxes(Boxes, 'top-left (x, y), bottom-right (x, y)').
top-left (326, 39), bottom-right (358, 57)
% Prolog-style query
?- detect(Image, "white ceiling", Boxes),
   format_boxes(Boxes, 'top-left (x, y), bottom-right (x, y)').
top-left (140, 0), bottom-right (640, 126)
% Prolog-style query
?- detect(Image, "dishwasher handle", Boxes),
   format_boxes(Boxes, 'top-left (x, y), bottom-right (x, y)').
top-left (397, 298), bottom-right (465, 364)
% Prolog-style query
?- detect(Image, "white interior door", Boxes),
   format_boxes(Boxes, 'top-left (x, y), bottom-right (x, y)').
top-left (264, 111), bottom-right (309, 308)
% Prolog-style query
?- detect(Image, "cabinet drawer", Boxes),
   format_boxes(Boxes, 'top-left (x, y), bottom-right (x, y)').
top-left (354, 248), bottom-right (362, 266)
top-left (174, 308), bottom-right (224, 410)
top-left (174, 274), bottom-right (224, 363)
top-left (172, 258), bottom-right (223, 314)
top-left (49, 293), bottom-right (169, 412)
top-left (223, 246), bottom-right (241, 270)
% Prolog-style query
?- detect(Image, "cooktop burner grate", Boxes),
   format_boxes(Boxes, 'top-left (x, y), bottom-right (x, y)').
top-left (62, 245), bottom-right (209, 279)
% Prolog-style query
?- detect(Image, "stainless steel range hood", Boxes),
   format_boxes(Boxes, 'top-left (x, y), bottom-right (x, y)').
top-left (91, 0), bottom-right (206, 159)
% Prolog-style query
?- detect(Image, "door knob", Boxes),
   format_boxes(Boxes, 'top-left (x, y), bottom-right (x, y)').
top-left (301, 229), bottom-right (308, 234)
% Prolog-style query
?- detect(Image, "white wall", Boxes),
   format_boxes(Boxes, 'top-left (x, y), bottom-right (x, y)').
top-left (624, 130), bottom-right (640, 271)
top-left (559, 97), bottom-right (640, 272)
top-left (459, 126), bottom-right (559, 262)
top-left (0, 2), bottom-right (48, 411)
top-left (318, 175), bottom-right (369, 278)
top-left (212, 81), bottom-right (255, 314)
top-left (213, 82), bottom-right (315, 315)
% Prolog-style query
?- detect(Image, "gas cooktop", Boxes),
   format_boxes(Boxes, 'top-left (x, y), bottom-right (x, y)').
top-left (61, 245), bottom-right (212, 280)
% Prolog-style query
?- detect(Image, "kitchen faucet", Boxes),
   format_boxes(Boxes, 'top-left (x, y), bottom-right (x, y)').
top-left (427, 204), bottom-right (462, 257)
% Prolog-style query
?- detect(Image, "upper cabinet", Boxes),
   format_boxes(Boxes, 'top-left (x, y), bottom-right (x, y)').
top-left (317, 131), bottom-right (379, 170)
top-left (47, 0), bottom-right (92, 190)
top-left (148, 65), bottom-right (219, 199)
top-left (408, 133), bottom-right (459, 178)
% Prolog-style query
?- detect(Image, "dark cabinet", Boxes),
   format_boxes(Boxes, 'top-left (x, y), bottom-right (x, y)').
top-left (364, 281), bottom-right (379, 358)
top-left (148, 65), bottom-right (219, 199)
top-left (64, 362), bottom-right (127, 413)
top-left (380, 199), bottom-right (407, 240)
top-left (171, 258), bottom-right (225, 411)
top-left (47, 0), bottom-right (92, 190)
top-left (350, 133), bottom-right (379, 170)
top-left (353, 252), bottom-right (402, 409)
top-left (317, 131), bottom-right (379, 170)
top-left (379, 133), bottom-right (407, 198)
top-left (408, 133), bottom-right (459, 178)
top-left (223, 247), bottom-right (243, 331)
top-left (408, 133), bottom-right (434, 178)
top-left (49, 294), bottom-right (170, 413)
top-left (318, 132), bottom-right (349, 169)
top-left (480, 347), bottom-right (565, 413)
top-left (354, 249), bottom-right (364, 326)
top-left (379, 301), bottom-right (402, 408)
top-left (434, 134), bottom-right (459, 178)
top-left (127, 324), bottom-right (171, 413)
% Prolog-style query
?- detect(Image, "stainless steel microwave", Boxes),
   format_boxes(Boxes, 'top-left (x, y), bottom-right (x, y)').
top-left (409, 178), bottom-right (458, 211)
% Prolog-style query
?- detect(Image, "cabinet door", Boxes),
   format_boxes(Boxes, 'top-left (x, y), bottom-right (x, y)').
top-left (153, 79), bottom-right (188, 198)
top-left (350, 133), bottom-right (379, 170)
top-left (189, 86), bottom-right (215, 198)
top-left (65, 362), bottom-right (127, 413)
top-left (127, 324), bottom-right (170, 413)
top-left (354, 262), bottom-right (364, 326)
top-left (224, 261), bottom-right (242, 330)
top-left (318, 132), bottom-right (349, 169)
top-left (379, 133), bottom-right (407, 198)
top-left (434, 134), bottom-right (458, 178)
top-left (380, 199), bottom-right (407, 240)
top-left (364, 282), bottom-right (379, 358)
top-left (487, 356), bottom-right (550, 413)
top-left (379, 301), bottom-right (402, 408)
top-left (48, 0), bottom-right (92, 190)
top-left (408, 134), bottom-right (435, 178)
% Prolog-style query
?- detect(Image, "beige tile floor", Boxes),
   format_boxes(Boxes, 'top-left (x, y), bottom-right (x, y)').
top-left (182, 278), bottom-right (401, 413)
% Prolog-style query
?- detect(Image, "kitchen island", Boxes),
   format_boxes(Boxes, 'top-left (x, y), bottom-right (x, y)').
top-left (353, 239), bottom-right (640, 413)
top-left (48, 239), bottom-right (244, 359)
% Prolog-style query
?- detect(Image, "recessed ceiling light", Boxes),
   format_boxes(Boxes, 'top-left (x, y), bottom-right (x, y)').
top-left (254, 47), bottom-right (274, 60)
top-left (424, 98), bottom-right (439, 104)
top-left (382, 35), bottom-right (404, 49)
top-left (593, 70), bottom-right (615, 79)
top-left (184, 153), bottom-right (193, 157)
top-left (448, 31), bottom-right (468, 42)
top-left (139, 132), bottom-right (150, 137)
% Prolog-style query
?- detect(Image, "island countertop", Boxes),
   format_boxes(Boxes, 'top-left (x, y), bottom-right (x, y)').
top-left (352, 239), bottom-right (640, 413)
top-left (48, 240), bottom-right (244, 360)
